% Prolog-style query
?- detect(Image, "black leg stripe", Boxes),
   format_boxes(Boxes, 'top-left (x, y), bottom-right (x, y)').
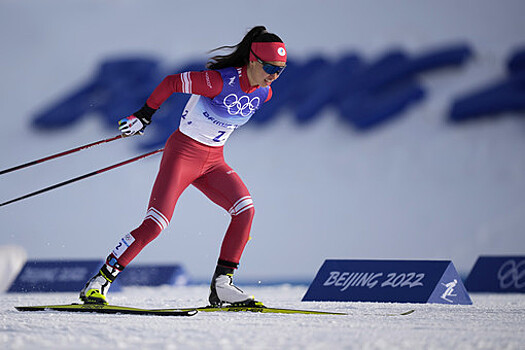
top-left (217, 259), bottom-right (239, 269)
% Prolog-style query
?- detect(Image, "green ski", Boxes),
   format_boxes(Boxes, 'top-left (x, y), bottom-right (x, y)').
top-left (170, 305), bottom-right (414, 316)
top-left (176, 305), bottom-right (347, 315)
top-left (16, 303), bottom-right (414, 317)
top-left (15, 303), bottom-right (197, 317)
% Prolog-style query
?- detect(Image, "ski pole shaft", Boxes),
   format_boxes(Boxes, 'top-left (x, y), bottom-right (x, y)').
top-left (0, 148), bottom-right (164, 208)
top-left (0, 134), bottom-right (126, 176)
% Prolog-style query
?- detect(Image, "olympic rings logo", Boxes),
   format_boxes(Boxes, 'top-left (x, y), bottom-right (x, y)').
top-left (223, 93), bottom-right (260, 117)
top-left (497, 259), bottom-right (525, 289)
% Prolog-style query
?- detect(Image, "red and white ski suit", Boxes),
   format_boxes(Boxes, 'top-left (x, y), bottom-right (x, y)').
top-left (110, 66), bottom-right (272, 270)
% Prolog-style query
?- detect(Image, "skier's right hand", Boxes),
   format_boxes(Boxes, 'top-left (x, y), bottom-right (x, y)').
top-left (118, 103), bottom-right (156, 136)
top-left (118, 115), bottom-right (146, 136)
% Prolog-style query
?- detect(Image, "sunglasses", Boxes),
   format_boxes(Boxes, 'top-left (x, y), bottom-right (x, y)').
top-left (251, 50), bottom-right (286, 75)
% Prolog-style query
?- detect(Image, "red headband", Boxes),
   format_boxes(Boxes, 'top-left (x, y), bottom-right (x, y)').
top-left (250, 42), bottom-right (287, 63)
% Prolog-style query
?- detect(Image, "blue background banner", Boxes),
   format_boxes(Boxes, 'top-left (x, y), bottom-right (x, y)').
top-left (302, 259), bottom-right (471, 304)
top-left (7, 260), bottom-right (120, 293)
top-left (465, 256), bottom-right (525, 293)
top-left (117, 264), bottom-right (188, 286)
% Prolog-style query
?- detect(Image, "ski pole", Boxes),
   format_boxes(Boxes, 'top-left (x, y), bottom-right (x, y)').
top-left (0, 134), bottom-right (127, 176)
top-left (0, 148), bottom-right (164, 208)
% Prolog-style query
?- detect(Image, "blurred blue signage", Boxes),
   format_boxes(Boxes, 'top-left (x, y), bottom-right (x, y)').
top-left (8, 259), bottom-right (120, 293)
top-left (465, 256), bottom-right (525, 293)
top-left (302, 259), bottom-right (472, 304)
top-left (32, 44), bottom-right (472, 150)
top-left (450, 47), bottom-right (525, 122)
top-left (117, 264), bottom-right (188, 286)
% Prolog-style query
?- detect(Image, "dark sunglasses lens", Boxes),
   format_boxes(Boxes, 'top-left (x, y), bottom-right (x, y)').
top-left (263, 64), bottom-right (284, 75)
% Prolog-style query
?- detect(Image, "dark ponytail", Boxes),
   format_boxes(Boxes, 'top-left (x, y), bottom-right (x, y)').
top-left (206, 26), bottom-right (283, 70)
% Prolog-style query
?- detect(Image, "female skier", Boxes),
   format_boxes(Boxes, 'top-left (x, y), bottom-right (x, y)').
top-left (79, 26), bottom-right (287, 307)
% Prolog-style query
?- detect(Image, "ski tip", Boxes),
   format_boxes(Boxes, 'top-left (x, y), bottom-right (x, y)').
top-left (400, 309), bottom-right (415, 315)
top-left (387, 309), bottom-right (415, 316)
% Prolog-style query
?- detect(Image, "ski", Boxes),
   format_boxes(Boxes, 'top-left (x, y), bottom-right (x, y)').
top-left (175, 305), bottom-right (347, 315)
top-left (15, 303), bottom-right (197, 317)
top-left (171, 305), bottom-right (414, 316)
top-left (15, 303), bottom-right (415, 317)
top-left (388, 309), bottom-right (415, 316)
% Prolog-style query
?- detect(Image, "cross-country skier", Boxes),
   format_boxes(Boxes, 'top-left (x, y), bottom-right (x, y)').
top-left (80, 26), bottom-right (287, 307)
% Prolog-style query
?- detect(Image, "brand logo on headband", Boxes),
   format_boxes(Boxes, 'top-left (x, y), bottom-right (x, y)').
top-left (277, 47), bottom-right (286, 57)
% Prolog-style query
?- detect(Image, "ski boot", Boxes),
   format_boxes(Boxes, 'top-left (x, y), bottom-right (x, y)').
top-left (79, 263), bottom-right (120, 305)
top-left (208, 266), bottom-right (263, 307)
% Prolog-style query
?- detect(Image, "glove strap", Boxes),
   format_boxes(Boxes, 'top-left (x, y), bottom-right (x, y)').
top-left (133, 103), bottom-right (157, 125)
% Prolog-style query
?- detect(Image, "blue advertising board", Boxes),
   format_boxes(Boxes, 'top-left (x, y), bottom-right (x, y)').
top-left (7, 260), bottom-right (121, 293)
top-left (465, 256), bottom-right (525, 293)
top-left (117, 264), bottom-right (188, 286)
top-left (302, 259), bottom-right (471, 304)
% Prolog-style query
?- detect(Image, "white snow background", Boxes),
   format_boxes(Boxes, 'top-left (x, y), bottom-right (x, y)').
top-left (1, 284), bottom-right (524, 350)
top-left (0, 0), bottom-right (524, 349)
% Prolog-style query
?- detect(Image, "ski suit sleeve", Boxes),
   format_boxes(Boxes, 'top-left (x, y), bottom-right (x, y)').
top-left (146, 70), bottom-right (224, 109)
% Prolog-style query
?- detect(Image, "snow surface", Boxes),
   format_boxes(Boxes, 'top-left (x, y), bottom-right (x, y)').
top-left (1, 285), bottom-right (524, 350)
